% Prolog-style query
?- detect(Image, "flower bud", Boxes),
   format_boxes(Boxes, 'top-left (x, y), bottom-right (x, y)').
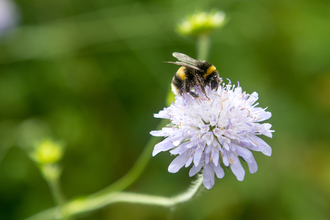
top-left (30, 139), bottom-right (63, 164)
top-left (177, 11), bottom-right (226, 37)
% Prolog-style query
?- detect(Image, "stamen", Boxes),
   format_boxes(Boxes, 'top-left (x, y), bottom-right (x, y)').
top-left (229, 157), bottom-right (234, 165)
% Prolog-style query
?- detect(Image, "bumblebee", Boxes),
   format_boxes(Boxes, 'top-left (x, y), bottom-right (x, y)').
top-left (167, 52), bottom-right (222, 99)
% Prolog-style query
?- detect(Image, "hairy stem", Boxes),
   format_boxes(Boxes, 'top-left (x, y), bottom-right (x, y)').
top-left (26, 175), bottom-right (203, 220)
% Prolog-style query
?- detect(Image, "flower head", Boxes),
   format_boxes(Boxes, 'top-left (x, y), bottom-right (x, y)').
top-left (177, 11), bottom-right (226, 37)
top-left (30, 139), bottom-right (64, 164)
top-left (151, 81), bottom-right (274, 189)
top-left (0, 0), bottom-right (19, 35)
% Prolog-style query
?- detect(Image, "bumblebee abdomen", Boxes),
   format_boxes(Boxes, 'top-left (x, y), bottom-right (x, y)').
top-left (203, 65), bottom-right (217, 80)
top-left (176, 66), bottom-right (186, 80)
top-left (171, 67), bottom-right (186, 96)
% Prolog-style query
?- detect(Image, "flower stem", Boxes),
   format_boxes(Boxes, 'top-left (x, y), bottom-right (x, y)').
top-left (197, 34), bottom-right (210, 60)
top-left (41, 164), bottom-right (68, 219)
top-left (26, 175), bottom-right (203, 220)
top-left (109, 174), bottom-right (203, 207)
top-left (75, 174), bottom-right (203, 210)
top-left (47, 177), bottom-right (68, 219)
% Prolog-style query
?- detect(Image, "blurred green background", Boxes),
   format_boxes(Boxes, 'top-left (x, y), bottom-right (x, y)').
top-left (1, 0), bottom-right (330, 219)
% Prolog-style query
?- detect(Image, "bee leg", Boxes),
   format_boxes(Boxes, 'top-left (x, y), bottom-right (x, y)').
top-left (189, 91), bottom-right (200, 98)
top-left (182, 79), bottom-right (200, 98)
top-left (200, 86), bottom-right (210, 100)
top-left (189, 88), bottom-right (205, 100)
top-left (195, 74), bottom-right (210, 100)
top-left (181, 79), bottom-right (189, 94)
top-left (211, 76), bottom-right (222, 90)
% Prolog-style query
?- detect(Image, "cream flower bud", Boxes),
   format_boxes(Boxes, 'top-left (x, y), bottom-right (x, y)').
top-left (177, 11), bottom-right (226, 37)
top-left (30, 139), bottom-right (63, 164)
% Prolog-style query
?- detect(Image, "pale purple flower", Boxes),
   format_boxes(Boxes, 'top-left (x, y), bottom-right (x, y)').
top-left (0, 0), bottom-right (19, 35)
top-left (150, 81), bottom-right (274, 189)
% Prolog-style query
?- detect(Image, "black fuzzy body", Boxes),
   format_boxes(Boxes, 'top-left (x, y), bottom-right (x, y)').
top-left (171, 60), bottom-right (221, 98)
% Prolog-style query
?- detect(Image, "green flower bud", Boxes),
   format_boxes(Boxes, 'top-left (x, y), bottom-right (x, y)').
top-left (177, 11), bottom-right (226, 37)
top-left (30, 139), bottom-right (63, 164)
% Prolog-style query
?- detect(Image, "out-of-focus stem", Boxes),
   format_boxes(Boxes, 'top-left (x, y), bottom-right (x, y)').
top-left (47, 178), bottom-right (67, 219)
top-left (43, 164), bottom-right (68, 219)
top-left (197, 34), bottom-right (210, 60)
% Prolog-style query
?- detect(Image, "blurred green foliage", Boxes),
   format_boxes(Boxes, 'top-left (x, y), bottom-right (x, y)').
top-left (0, 0), bottom-right (330, 219)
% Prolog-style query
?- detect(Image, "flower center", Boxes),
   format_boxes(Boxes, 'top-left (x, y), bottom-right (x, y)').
top-left (209, 125), bottom-right (216, 131)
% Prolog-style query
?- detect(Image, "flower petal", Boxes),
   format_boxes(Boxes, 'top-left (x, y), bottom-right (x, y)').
top-left (150, 130), bottom-right (168, 137)
top-left (193, 147), bottom-right (204, 166)
top-left (250, 107), bottom-right (271, 121)
top-left (247, 155), bottom-right (258, 173)
top-left (189, 158), bottom-right (203, 177)
top-left (213, 163), bottom-right (224, 179)
top-left (251, 136), bottom-right (272, 156)
top-left (185, 154), bottom-right (193, 167)
top-left (247, 92), bottom-right (259, 105)
top-left (260, 123), bottom-right (274, 138)
top-left (170, 142), bottom-right (190, 155)
top-left (212, 150), bottom-right (219, 167)
top-left (203, 163), bottom-right (215, 189)
top-left (235, 145), bottom-right (253, 161)
top-left (230, 155), bottom-right (245, 181)
top-left (168, 154), bottom-right (188, 173)
top-left (154, 109), bottom-right (169, 119)
top-left (222, 150), bottom-right (229, 167)
top-left (152, 138), bottom-right (173, 156)
top-left (259, 111), bottom-right (272, 121)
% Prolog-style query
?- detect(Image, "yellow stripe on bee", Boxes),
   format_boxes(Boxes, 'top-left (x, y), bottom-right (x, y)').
top-left (177, 66), bottom-right (186, 80)
top-left (203, 65), bottom-right (216, 80)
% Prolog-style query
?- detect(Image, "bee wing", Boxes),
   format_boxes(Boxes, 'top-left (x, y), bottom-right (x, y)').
top-left (172, 52), bottom-right (198, 65)
top-left (165, 61), bottom-right (202, 71)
